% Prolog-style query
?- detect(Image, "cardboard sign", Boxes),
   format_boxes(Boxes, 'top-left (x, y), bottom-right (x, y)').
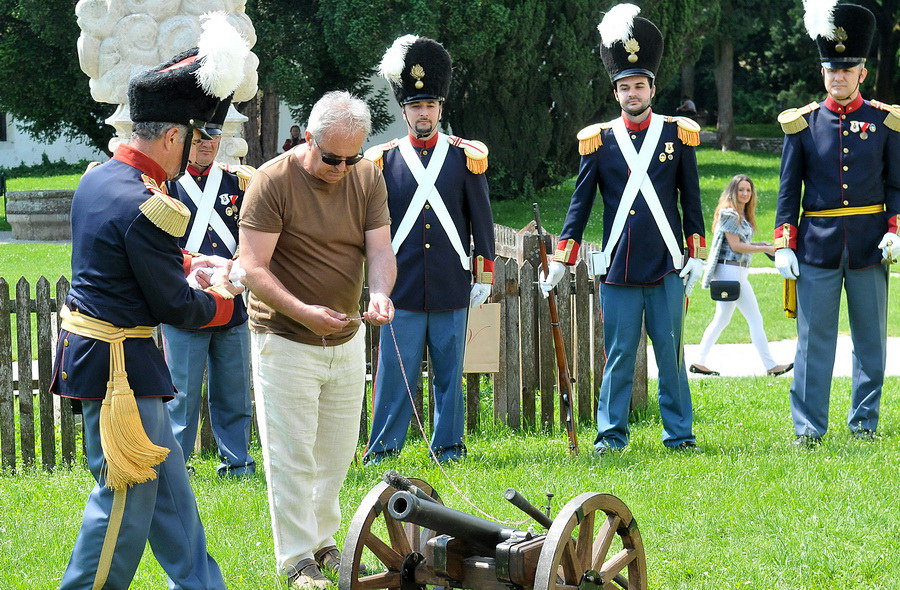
top-left (463, 303), bottom-right (501, 373)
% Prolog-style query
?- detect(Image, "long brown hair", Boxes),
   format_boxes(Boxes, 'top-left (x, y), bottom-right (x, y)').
top-left (713, 174), bottom-right (757, 232)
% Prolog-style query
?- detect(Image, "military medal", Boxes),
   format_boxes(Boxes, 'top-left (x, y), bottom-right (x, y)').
top-left (225, 206), bottom-right (233, 216)
top-left (659, 153), bottom-right (666, 162)
top-left (664, 142), bottom-right (674, 154)
top-left (860, 122), bottom-right (870, 140)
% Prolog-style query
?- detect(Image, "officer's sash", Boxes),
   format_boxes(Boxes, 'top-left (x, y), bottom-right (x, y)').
top-left (606, 116), bottom-right (685, 269)
top-left (392, 134), bottom-right (470, 270)
top-left (178, 163), bottom-right (237, 255)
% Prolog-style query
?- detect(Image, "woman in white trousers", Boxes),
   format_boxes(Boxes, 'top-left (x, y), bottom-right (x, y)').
top-left (691, 174), bottom-right (793, 376)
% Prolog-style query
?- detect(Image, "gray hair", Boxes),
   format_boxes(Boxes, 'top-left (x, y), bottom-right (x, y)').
top-left (131, 122), bottom-right (189, 142)
top-left (306, 91), bottom-right (372, 141)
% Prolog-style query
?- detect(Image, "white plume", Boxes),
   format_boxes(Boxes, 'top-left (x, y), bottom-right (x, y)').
top-left (598, 4), bottom-right (641, 48)
top-left (195, 12), bottom-right (250, 99)
top-left (803, 0), bottom-right (840, 40)
top-left (379, 34), bottom-right (419, 83)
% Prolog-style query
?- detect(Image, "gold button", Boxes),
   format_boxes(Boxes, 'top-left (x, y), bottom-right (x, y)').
top-left (630, 210), bottom-right (635, 215)
top-left (425, 243), bottom-right (431, 249)
top-left (212, 243), bottom-right (218, 248)
top-left (62, 371), bottom-right (68, 380)
top-left (208, 225), bottom-right (214, 231)
top-left (422, 150), bottom-right (428, 155)
top-left (843, 200), bottom-right (849, 205)
top-left (843, 166), bottom-right (848, 171)
top-left (631, 134), bottom-right (637, 140)
top-left (64, 338), bottom-right (69, 347)
top-left (425, 204), bottom-right (431, 210)
top-left (425, 224), bottom-right (431, 229)
top-left (841, 114), bottom-right (846, 119)
top-left (842, 184), bottom-right (848, 189)
top-left (843, 148), bottom-right (849, 153)
top-left (843, 130), bottom-right (849, 136)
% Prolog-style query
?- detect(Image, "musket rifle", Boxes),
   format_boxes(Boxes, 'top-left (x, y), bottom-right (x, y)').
top-left (533, 203), bottom-right (579, 456)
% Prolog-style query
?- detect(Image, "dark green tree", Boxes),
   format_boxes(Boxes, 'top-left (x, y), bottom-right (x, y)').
top-left (0, 0), bottom-right (113, 154)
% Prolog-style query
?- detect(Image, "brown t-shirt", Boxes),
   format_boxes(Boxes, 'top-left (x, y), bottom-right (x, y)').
top-left (240, 150), bottom-right (390, 345)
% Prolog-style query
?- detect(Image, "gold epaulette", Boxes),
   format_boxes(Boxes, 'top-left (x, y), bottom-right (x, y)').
top-left (218, 162), bottom-right (256, 191)
top-left (778, 102), bottom-right (820, 135)
top-left (138, 174), bottom-right (190, 237)
top-left (870, 100), bottom-right (900, 133)
top-left (577, 122), bottom-right (612, 155)
top-left (363, 139), bottom-right (400, 170)
top-left (448, 136), bottom-right (489, 174)
top-left (84, 161), bottom-right (102, 175)
top-left (669, 116), bottom-right (701, 146)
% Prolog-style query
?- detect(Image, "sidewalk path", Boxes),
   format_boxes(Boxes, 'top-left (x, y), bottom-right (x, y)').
top-left (647, 336), bottom-right (900, 378)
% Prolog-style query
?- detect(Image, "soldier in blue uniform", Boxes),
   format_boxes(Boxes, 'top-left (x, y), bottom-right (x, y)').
top-left (49, 14), bottom-right (248, 588)
top-left (774, 2), bottom-right (900, 447)
top-left (363, 36), bottom-right (495, 464)
top-left (163, 98), bottom-right (257, 477)
top-left (540, 4), bottom-right (706, 454)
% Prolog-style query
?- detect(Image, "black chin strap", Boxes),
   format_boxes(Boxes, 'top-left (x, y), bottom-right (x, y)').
top-left (170, 131), bottom-right (193, 182)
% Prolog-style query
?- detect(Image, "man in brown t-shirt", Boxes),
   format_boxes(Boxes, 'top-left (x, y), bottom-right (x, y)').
top-left (240, 90), bottom-right (395, 589)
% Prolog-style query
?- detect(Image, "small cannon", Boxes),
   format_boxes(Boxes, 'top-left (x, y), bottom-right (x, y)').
top-left (339, 472), bottom-right (647, 590)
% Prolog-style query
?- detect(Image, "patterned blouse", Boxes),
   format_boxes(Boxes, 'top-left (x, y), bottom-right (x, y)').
top-left (716, 208), bottom-right (753, 266)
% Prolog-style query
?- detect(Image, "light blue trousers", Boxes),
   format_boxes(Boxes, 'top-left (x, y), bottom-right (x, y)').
top-left (366, 308), bottom-right (468, 461)
top-left (163, 323), bottom-right (255, 475)
top-left (60, 397), bottom-right (225, 589)
top-left (595, 272), bottom-right (695, 449)
top-left (791, 261), bottom-right (887, 437)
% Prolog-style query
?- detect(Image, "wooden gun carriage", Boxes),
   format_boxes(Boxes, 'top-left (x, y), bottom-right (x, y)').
top-left (339, 472), bottom-right (647, 590)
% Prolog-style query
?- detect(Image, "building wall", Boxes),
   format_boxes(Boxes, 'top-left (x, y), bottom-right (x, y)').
top-left (0, 113), bottom-right (105, 168)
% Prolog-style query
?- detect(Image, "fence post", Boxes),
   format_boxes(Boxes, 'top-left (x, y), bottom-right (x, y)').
top-left (55, 276), bottom-right (77, 466)
top-left (15, 278), bottom-right (35, 467)
top-left (0, 278), bottom-right (16, 472)
top-left (503, 257), bottom-right (521, 430)
top-left (492, 259), bottom-right (508, 424)
top-left (36, 277), bottom-right (55, 469)
top-left (518, 261), bottom-right (538, 431)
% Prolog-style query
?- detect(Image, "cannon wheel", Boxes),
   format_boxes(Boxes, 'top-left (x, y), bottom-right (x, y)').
top-left (340, 479), bottom-right (442, 590)
top-left (533, 492), bottom-right (647, 590)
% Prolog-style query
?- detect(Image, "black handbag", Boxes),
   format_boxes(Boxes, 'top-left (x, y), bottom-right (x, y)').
top-left (710, 280), bottom-right (740, 301)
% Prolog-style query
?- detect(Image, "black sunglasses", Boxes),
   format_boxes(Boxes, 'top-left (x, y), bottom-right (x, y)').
top-left (312, 138), bottom-right (364, 167)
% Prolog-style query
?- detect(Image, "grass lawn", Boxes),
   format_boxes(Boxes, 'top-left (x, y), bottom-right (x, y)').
top-left (1, 376), bottom-right (897, 589)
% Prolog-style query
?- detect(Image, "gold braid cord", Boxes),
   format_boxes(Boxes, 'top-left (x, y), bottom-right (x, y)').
top-left (60, 306), bottom-right (168, 490)
top-left (778, 102), bottom-right (820, 135)
top-left (138, 174), bottom-right (190, 237)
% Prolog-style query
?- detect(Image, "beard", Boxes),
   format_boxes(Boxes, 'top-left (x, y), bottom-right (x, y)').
top-left (620, 97), bottom-right (651, 117)
top-left (412, 119), bottom-right (436, 138)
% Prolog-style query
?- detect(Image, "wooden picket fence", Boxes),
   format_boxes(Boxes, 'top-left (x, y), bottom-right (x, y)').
top-left (0, 226), bottom-right (650, 473)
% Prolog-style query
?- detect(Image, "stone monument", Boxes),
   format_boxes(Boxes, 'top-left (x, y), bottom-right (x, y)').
top-left (74, 0), bottom-right (259, 164)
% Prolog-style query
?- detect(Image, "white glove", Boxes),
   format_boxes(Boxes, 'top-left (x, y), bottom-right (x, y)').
top-left (538, 261), bottom-right (567, 299)
top-left (228, 258), bottom-right (246, 287)
top-left (774, 248), bottom-right (800, 280)
top-left (877, 232), bottom-right (899, 263)
top-left (469, 283), bottom-right (491, 307)
top-left (679, 257), bottom-right (704, 297)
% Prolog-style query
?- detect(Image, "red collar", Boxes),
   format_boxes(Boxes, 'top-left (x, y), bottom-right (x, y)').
top-left (112, 143), bottom-right (169, 186)
top-left (623, 110), bottom-right (653, 132)
top-left (409, 133), bottom-right (439, 149)
top-left (187, 163), bottom-right (212, 177)
top-left (825, 93), bottom-right (864, 114)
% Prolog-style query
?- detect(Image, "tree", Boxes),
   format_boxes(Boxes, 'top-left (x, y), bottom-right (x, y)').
top-left (0, 0), bottom-right (113, 154)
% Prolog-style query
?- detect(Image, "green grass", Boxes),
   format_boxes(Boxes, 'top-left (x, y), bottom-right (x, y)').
top-left (1, 376), bottom-right (897, 588)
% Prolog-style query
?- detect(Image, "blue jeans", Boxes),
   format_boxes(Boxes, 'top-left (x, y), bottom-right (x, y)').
top-left (595, 272), bottom-right (694, 449)
top-left (163, 323), bottom-right (255, 475)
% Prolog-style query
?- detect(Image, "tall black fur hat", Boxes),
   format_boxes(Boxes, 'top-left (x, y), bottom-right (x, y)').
top-left (129, 12), bottom-right (248, 138)
top-left (379, 35), bottom-right (452, 104)
top-left (597, 4), bottom-right (663, 83)
top-left (804, 1), bottom-right (875, 68)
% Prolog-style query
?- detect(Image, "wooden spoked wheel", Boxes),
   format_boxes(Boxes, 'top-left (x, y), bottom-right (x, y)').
top-left (533, 493), bottom-right (647, 590)
top-left (339, 479), bottom-right (442, 590)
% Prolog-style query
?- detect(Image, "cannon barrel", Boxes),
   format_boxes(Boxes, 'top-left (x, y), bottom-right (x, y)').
top-left (504, 488), bottom-right (554, 529)
top-left (387, 491), bottom-right (521, 555)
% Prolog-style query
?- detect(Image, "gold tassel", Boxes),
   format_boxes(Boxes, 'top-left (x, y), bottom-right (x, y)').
top-left (677, 126), bottom-right (700, 146)
top-left (99, 365), bottom-right (169, 490)
top-left (139, 193), bottom-right (190, 238)
top-left (882, 108), bottom-right (900, 133)
top-left (578, 134), bottom-right (602, 155)
top-left (465, 155), bottom-right (488, 175)
top-left (783, 279), bottom-right (797, 319)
